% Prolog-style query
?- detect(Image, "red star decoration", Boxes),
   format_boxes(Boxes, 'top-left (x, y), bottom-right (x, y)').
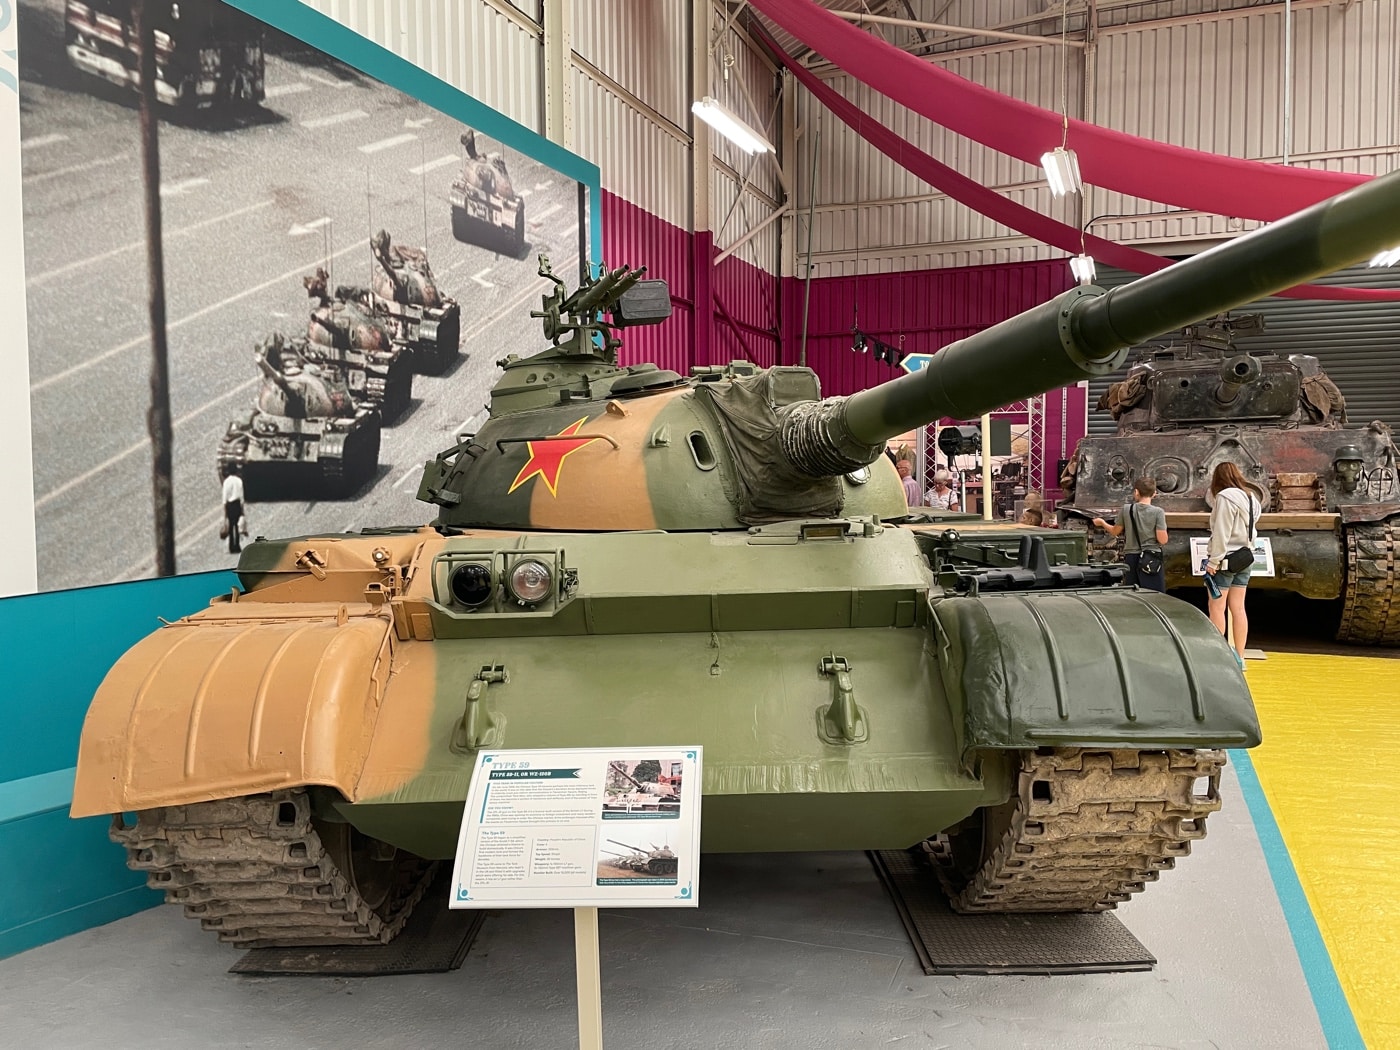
top-left (507, 417), bottom-right (602, 497)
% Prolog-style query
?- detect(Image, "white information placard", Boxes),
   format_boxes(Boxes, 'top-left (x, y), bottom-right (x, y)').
top-left (450, 747), bottom-right (702, 909)
top-left (1188, 536), bottom-right (1276, 578)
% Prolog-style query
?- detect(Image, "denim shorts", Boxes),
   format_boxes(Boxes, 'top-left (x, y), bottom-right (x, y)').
top-left (1214, 567), bottom-right (1252, 589)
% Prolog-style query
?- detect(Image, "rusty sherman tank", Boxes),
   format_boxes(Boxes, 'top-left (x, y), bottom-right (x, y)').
top-left (72, 171), bottom-right (1400, 949)
top-left (449, 130), bottom-right (526, 256)
top-left (1059, 313), bottom-right (1400, 645)
top-left (217, 334), bottom-right (382, 500)
top-left (303, 268), bottom-right (414, 423)
top-left (363, 229), bottom-right (462, 375)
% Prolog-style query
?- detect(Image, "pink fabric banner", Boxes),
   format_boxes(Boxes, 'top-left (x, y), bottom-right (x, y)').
top-left (751, 0), bottom-right (1370, 222)
top-left (767, 37), bottom-right (1400, 302)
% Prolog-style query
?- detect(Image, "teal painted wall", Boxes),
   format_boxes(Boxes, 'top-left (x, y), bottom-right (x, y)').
top-left (0, 571), bottom-right (234, 960)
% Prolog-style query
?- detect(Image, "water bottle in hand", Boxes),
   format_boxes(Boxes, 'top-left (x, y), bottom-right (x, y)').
top-left (1202, 558), bottom-right (1222, 599)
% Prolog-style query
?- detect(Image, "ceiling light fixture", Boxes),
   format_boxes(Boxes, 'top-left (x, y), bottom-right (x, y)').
top-left (692, 96), bottom-right (775, 155)
top-left (1043, 7), bottom-right (1082, 198)
top-left (1042, 145), bottom-right (1083, 198)
top-left (1068, 253), bottom-right (1097, 284)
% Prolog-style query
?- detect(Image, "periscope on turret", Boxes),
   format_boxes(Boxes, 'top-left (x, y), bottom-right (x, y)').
top-left (69, 170), bottom-right (1400, 948)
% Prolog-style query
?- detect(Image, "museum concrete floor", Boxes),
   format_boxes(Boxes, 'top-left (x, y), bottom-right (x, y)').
top-left (2, 650), bottom-right (1396, 1050)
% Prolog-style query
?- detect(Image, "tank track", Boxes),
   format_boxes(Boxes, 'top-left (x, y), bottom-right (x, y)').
top-left (1336, 519), bottom-right (1400, 645)
top-left (112, 789), bottom-right (438, 949)
top-left (930, 748), bottom-right (1225, 912)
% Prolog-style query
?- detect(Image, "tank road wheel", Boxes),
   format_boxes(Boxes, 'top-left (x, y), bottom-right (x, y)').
top-left (1336, 520), bottom-right (1400, 645)
top-left (930, 748), bottom-right (1225, 912)
top-left (321, 423), bottom-right (381, 499)
top-left (112, 790), bottom-right (437, 948)
top-left (506, 206), bottom-right (525, 257)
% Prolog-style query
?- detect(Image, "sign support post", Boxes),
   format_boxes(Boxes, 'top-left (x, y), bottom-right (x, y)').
top-left (575, 906), bottom-right (604, 1049)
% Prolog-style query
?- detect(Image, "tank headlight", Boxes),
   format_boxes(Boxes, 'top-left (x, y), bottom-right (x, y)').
top-left (845, 466), bottom-right (871, 485)
top-left (450, 563), bottom-right (494, 608)
top-left (507, 559), bottom-right (553, 605)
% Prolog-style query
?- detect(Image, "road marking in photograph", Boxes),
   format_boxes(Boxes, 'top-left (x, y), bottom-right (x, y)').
top-left (23, 152), bottom-right (131, 185)
top-left (117, 505), bottom-right (226, 582)
top-left (36, 376), bottom-right (259, 511)
top-left (301, 109), bottom-right (368, 129)
top-left (359, 133), bottom-right (417, 155)
top-left (31, 240), bottom-right (364, 394)
top-left (265, 82), bottom-right (311, 99)
top-left (393, 466), bottom-right (420, 490)
top-left (288, 216), bottom-right (332, 236)
top-left (404, 116), bottom-right (433, 129)
top-left (409, 154), bottom-right (456, 176)
top-left (301, 70), bottom-right (354, 90)
top-left (160, 177), bottom-right (210, 198)
top-left (472, 268), bottom-right (495, 288)
top-left (22, 133), bottom-right (69, 150)
top-left (535, 180), bottom-right (554, 190)
top-left (530, 203), bottom-right (562, 225)
top-left (28, 198), bottom-right (274, 288)
top-left (518, 188), bottom-right (532, 197)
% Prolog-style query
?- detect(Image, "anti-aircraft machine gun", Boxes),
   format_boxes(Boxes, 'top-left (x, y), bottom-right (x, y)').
top-left (74, 170), bottom-right (1400, 949)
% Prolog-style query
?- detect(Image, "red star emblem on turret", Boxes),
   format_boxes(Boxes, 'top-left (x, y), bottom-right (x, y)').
top-left (507, 417), bottom-right (602, 496)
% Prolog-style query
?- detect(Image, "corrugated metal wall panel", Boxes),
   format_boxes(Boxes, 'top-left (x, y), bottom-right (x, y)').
top-left (795, 1), bottom-right (1400, 274)
top-left (1291, 0), bottom-right (1400, 160)
top-left (1084, 264), bottom-right (1400, 437)
top-left (571, 0), bottom-right (688, 129)
top-left (572, 65), bottom-right (691, 230)
top-left (297, 0), bottom-right (542, 130)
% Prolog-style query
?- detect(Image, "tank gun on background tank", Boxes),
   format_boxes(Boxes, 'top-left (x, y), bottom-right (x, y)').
top-left (73, 169), bottom-right (1400, 949)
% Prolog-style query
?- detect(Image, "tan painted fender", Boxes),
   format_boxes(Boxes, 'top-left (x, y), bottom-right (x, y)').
top-left (71, 602), bottom-right (394, 817)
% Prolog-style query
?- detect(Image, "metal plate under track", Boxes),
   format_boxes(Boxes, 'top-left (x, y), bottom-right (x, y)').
top-left (870, 849), bottom-right (1156, 976)
top-left (230, 871), bottom-right (485, 977)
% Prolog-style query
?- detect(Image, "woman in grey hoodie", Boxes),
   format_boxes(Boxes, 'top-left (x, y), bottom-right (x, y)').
top-left (1205, 462), bottom-right (1262, 669)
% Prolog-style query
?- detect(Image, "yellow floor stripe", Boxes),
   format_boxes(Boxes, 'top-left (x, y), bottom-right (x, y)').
top-left (1247, 652), bottom-right (1400, 1050)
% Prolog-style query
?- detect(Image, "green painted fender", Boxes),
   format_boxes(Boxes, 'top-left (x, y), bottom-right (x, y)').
top-left (929, 588), bottom-right (1261, 752)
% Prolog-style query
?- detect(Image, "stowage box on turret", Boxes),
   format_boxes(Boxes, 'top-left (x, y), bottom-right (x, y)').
top-left (71, 171), bottom-right (1400, 949)
top-left (1059, 314), bottom-right (1400, 644)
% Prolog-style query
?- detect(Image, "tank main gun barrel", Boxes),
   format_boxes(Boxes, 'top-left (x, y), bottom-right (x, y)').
top-left (786, 168), bottom-right (1400, 473)
top-left (255, 349), bottom-right (296, 399)
top-left (1214, 354), bottom-right (1263, 406)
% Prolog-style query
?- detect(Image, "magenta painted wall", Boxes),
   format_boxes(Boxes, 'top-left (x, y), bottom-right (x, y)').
top-left (602, 191), bottom-right (778, 373)
top-left (780, 260), bottom-right (1074, 397)
top-left (599, 195), bottom-right (1082, 490)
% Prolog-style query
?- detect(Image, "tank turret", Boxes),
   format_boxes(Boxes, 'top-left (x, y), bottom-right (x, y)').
top-left (1092, 314), bottom-right (1347, 434)
top-left (421, 171), bottom-right (1400, 534)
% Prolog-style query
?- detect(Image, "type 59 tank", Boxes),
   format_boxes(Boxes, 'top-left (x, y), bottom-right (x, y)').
top-left (217, 334), bottom-right (382, 500)
top-left (450, 130), bottom-right (526, 256)
top-left (72, 171), bottom-right (1400, 948)
top-left (364, 230), bottom-right (462, 375)
top-left (304, 267), bottom-right (415, 423)
top-left (1059, 313), bottom-right (1400, 644)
